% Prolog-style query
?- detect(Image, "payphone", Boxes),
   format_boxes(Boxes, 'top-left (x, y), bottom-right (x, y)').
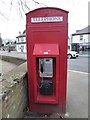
top-left (39, 58), bottom-right (53, 95)
top-left (39, 58), bottom-right (53, 78)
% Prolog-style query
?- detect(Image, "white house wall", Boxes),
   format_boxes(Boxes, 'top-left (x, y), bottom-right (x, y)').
top-left (83, 34), bottom-right (89, 42)
top-left (16, 36), bottom-right (26, 53)
top-left (16, 44), bottom-right (26, 53)
top-left (23, 44), bottom-right (26, 53)
top-left (88, 34), bottom-right (90, 42)
top-left (72, 36), bottom-right (79, 43)
top-left (72, 34), bottom-right (89, 43)
top-left (18, 37), bottom-right (26, 43)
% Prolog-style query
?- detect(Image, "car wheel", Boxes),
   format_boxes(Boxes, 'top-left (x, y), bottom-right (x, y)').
top-left (68, 54), bottom-right (72, 59)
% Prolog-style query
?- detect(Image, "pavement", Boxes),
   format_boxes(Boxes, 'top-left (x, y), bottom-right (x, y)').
top-left (0, 50), bottom-right (88, 118)
top-left (66, 70), bottom-right (88, 118)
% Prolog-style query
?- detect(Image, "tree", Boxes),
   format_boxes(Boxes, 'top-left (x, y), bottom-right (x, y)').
top-left (6, 41), bottom-right (10, 45)
top-left (0, 0), bottom-right (47, 20)
top-left (14, 41), bottom-right (17, 44)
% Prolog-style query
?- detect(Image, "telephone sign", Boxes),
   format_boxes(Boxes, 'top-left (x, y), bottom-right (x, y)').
top-left (31, 16), bottom-right (63, 23)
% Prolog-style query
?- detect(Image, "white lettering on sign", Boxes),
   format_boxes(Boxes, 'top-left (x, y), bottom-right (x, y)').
top-left (31, 16), bottom-right (63, 23)
top-left (44, 52), bottom-right (48, 54)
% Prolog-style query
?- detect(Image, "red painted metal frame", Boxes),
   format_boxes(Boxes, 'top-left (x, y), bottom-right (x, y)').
top-left (26, 7), bottom-right (68, 113)
top-left (33, 44), bottom-right (59, 104)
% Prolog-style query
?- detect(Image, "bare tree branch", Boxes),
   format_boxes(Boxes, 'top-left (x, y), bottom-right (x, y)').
top-left (0, 0), bottom-right (47, 20)
top-left (10, 0), bottom-right (14, 11)
top-left (23, 1), bottom-right (30, 11)
top-left (32, 0), bottom-right (48, 7)
top-left (20, 0), bottom-right (26, 13)
top-left (0, 0), bottom-right (6, 6)
top-left (17, 0), bottom-right (23, 20)
top-left (0, 12), bottom-right (8, 20)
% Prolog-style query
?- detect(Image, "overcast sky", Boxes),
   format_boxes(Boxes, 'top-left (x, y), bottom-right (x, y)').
top-left (0, 0), bottom-right (89, 39)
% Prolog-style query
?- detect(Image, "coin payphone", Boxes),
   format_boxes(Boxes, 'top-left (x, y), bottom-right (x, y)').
top-left (39, 58), bottom-right (53, 78)
top-left (26, 7), bottom-right (68, 114)
top-left (39, 58), bottom-right (53, 95)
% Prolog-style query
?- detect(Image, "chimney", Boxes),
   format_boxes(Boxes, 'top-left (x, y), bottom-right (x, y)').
top-left (76, 30), bottom-right (80, 33)
top-left (19, 31), bottom-right (21, 35)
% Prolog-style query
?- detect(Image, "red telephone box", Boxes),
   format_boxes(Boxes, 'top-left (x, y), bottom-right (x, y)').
top-left (26, 7), bottom-right (68, 114)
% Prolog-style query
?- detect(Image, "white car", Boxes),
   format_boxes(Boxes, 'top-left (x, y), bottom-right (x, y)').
top-left (68, 50), bottom-right (79, 59)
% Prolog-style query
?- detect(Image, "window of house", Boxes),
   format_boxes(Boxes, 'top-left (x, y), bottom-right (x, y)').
top-left (21, 37), bottom-right (24, 41)
top-left (18, 38), bottom-right (19, 43)
top-left (80, 35), bottom-right (83, 40)
top-left (18, 45), bottom-right (20, 50)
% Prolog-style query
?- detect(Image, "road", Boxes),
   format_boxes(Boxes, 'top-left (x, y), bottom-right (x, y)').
top-left (0, 51), bottom-right (89, 73)
top-left (0, 51), bottom-right (26, 60)
top-left (68, 56), bottom-right (89, 73)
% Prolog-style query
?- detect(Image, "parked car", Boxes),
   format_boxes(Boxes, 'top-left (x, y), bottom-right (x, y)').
top-left (68, 50), bottom-right (79, 59)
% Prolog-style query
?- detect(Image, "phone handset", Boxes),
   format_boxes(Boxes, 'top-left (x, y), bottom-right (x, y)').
top-left (40, 59), bottom-right (44, 73)
top-left (38, 59), bottom-right (44, 88)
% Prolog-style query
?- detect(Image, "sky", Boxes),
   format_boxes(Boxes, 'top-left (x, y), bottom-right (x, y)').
top-left (0, 0), bottom-right (89, 40)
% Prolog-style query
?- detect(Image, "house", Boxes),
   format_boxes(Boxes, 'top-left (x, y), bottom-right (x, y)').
top-left (16, 31), bottom-right (26, 53)
top-left (1, 36), bottom-right (16, 51)
top-left (71, 26), bottom-right (90, 52)
top-left (0, 34), bottom-right (2, 47)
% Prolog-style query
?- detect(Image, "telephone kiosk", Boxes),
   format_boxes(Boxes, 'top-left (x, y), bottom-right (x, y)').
top-left (26, 7), bottom-right (68, 113)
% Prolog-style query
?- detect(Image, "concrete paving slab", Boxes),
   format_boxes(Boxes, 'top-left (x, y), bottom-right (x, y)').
top-left (66, 70), bottom-right (88, 118)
